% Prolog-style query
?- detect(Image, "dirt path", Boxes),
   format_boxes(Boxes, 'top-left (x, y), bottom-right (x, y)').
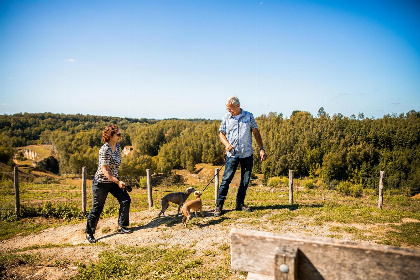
top-left (1, 206), bottom-right (255, 279)
top-left (2, 205), bottom-right (416, 279)
top-left (0, 206), bottom-right (329, 279)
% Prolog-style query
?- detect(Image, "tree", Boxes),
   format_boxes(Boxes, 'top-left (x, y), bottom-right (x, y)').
top-left (317, 107), bottom-right (327, 118)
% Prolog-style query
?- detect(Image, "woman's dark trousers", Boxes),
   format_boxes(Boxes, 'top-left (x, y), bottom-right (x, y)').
top-left (86, 182), bottom-right (131, 235)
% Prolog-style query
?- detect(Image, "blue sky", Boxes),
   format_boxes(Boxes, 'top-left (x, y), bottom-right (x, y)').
top-left (1, 0), bottom-right (419, 120)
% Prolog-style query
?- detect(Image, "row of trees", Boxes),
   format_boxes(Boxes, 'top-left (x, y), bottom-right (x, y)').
top-left (256, 111), bottom-right (420, 186)
top-left (1, 110), bottom-right (419, 194)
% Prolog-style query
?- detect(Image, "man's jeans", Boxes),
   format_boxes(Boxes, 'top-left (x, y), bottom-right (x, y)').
top-left (216, 155), bottom-right (253, 207)
top-left (86, 182), bottom-right (131, 234)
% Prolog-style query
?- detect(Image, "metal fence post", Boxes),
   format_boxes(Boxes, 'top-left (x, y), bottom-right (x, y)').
top-left (14, 166), bottom-right (20, 216)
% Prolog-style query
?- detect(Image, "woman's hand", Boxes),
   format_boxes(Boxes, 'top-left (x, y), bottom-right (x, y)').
top-left (118, 180), bottom-right (126, 189)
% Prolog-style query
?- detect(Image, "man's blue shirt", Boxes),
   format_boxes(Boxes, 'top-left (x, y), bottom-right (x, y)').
top-left (219, 109), bottom-right (258, 158)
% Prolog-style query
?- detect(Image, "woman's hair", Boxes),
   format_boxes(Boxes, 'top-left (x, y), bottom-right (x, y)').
top-left (225, 96), bottom-right (240, 107)
top-left (102, 124), bottom-right (119, 143)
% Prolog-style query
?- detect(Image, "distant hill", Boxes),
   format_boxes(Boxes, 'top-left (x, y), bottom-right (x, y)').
top-left (13, 145), bottom-right (59, 174)
top-left (14, 145), bottom-right (54, 165)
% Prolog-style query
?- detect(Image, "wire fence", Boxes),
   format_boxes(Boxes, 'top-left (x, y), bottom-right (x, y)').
top-left (0, 168), bottom-right (152, 219)
top-left (1, 167), bottom-right (418, 219)
top-left (325, 176), bottom-right (418, 197)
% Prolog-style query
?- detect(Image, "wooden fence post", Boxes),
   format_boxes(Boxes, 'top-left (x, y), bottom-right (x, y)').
top-left (289, 170), bottom-right (294, 204)
top-left (215, 168), bottom-right (220, 205)
top-left (82, 166), bottom-right (87, 215)
top-left (14, 166), bottom-right (20, 216)
top-left (378, 171), bottom-right (384, 210)
top-left (147, 169), bottom-right (153, 209)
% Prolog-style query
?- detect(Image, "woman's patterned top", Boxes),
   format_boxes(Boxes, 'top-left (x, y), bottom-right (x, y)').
top-left (93, 142), bottom-right (122, 184)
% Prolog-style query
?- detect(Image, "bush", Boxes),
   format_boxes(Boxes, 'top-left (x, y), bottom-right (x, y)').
top-left (138, 176), bottom-right (147, 188)
top-left (349, 184), bottom-right (363, 198)
top-left (38, 202), bottom-right (80, 219)
top-left (267, 177), bottom-right (280, 188)
top-left (267, 177), bottom-right (288, 188)
top-left (303, 179), bottom-right (315, 190)
top-left (33, 176), bottom-right (60, 184)
top-left (336, 181), bottom-right (363, 197)
top-left (327, 179), bottom-right (340, 190)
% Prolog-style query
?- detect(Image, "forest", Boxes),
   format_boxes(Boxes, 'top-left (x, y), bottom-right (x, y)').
top-left (1, 110), bottom-right (419, 195)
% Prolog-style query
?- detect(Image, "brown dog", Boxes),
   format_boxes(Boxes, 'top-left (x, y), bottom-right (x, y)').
top-left (158, 187), bottom-right (196, 218)
top-left (181, 191), bottom-right (204, 226)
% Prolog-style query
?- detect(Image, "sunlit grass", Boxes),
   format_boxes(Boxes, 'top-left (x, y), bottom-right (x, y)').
top-left (70, 244), bottom-right (234, 280)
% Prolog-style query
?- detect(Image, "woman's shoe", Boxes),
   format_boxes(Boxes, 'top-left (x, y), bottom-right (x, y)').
top-left (117, 226), bottom-right (133, 234)
top-left (86, 233), bottom-right (97, 243)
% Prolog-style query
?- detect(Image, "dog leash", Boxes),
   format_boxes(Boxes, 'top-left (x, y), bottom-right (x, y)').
top-left (201, 149), bottom-right (234, 193)
top-left (201, 162), bottom-right (226, 193)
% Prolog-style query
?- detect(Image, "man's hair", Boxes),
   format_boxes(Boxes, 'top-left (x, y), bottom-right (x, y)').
top-left (226, 96), bottom-right (240, 107)
top-left (102, 124), bottom-right (119, 143)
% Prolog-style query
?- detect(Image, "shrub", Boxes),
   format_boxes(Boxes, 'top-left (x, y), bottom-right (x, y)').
top-left (33, 176), bottom-right (60, 184)
top-left (303, 179), bottom-right (315, 190)
top-left (349, 184), bottom-right (363, 198)
top-left (38, 202), bottom-right (80, 219)
top-left (336, 181), bottom-right (363, 197)
top-left (138, 176), bottom-right (147, 188)
top-left (267, 177), bottom-right (288, 188)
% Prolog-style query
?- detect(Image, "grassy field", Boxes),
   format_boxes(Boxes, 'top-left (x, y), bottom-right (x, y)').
top-left (1, 165), bottom-right (419, 279)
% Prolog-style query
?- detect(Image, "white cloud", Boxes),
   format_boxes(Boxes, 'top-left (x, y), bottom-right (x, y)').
top-left (66, 58), bottom-right (75, 63)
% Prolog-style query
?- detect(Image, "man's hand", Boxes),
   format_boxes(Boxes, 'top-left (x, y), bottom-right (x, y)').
top-left (260, 149), bottom-right (267, 161)
top-left (226, 144), bottom-right (234, 152)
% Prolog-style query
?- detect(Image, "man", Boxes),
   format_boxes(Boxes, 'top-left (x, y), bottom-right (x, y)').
top-left (215, 96), bottom-right (267, 217)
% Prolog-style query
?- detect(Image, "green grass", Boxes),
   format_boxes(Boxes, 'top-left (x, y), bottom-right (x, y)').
top-left (1, 174), bottom-right (419, 279)
top-left (0, 251), bottom-right (40, 269)
top-left (0, 217), bottom-right (52, 242)
top-left (384, 222), bottom-right (420, 247)
top-left (70, 244), bottom-right (233, 280)
top-left (4, 179), bottom-right (418, 241)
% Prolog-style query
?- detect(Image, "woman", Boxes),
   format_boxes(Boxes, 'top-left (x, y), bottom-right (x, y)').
top-left (85, 124), bottom-right (132, 243)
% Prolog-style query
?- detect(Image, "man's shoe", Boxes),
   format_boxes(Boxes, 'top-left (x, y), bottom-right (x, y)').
top-left (214, 207), bottom-right (223, 217)
top-left (86, 233), bottom-right (97, 243)
top-left (235, 204), bottom-right (251, 212)
top-left (117, 226), bottom-right (133, 234)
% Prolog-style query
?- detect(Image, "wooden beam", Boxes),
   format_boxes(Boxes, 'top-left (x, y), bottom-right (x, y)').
top-left (230, 228), bottom-right (420, 280)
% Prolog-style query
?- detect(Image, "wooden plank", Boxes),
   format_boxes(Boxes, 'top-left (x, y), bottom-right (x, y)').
top-left (247, 273), bottom-right (272, 280)
top-left (230, 228), bottom-right (420, 280)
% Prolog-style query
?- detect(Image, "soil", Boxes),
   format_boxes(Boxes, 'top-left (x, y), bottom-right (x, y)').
top-left (0, 204), bottom-right (339, 280)
top-left (4, 204), bottom-right (418, 280)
